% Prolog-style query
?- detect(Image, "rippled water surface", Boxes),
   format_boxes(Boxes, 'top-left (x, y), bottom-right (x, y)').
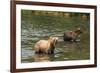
top-left (21, 10), bottom-right (90, 63)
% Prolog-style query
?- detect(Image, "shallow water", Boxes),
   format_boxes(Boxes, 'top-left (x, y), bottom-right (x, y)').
top-left (21, 10), bottom-right (90, 63)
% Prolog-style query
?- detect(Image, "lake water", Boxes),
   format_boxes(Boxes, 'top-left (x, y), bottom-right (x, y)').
top-left (21, 10), bottom-right (90, 63)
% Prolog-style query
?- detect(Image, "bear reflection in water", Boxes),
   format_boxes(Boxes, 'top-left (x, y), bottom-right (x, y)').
top-left (33, 54), bottom-right (54, 62)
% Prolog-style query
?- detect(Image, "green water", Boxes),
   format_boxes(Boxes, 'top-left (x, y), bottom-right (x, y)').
top-left (21, 10), bottom-right (90, 63)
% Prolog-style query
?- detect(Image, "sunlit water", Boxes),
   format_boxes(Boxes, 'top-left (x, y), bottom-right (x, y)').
top-left (21, 11), bottom-right (90, 63)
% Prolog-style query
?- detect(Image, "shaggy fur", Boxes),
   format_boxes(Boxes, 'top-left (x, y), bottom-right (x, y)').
top-left (34, 36), bottom-right (58, 54)
top-left (63, 28), bottom-right (82, 42)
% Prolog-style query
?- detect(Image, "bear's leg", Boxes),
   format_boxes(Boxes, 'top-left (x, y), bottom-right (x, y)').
top-left (35, 50), bottom-right (39, 54)
top-left (44, 49), bottom-right (49, 54)
top-left (72, 38), bottom-right (78, 42)
top-left (35, 49), bottom-right (44, 54)
top-left (50, 49), bottom-right (54, 54)
top-left (48, 49), bottom-right (54, 54)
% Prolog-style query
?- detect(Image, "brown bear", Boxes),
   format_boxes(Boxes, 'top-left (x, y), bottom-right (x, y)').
top-left (34, 36), bottom-right (58, 54)
top-left (63, 28), bottom-right (82, 42)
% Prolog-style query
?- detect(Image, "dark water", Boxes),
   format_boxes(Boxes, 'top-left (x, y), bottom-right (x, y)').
top-left (21, 10), bottom-right (90, 63)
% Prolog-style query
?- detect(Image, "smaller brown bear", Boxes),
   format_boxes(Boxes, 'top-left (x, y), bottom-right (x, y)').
top-left (63, 28), bottom-right (82, 42)
top-left (34, 36), bottom-right (58, 54)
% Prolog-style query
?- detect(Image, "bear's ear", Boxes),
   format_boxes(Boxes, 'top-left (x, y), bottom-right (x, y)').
top-left (49, 36), bottom-right (53, 39)
top-left (77, 28), bottom-right (83, 33)
top-left (77, 28), bottom-right (81, 30)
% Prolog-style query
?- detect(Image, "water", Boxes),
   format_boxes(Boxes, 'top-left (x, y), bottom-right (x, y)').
top-left (21, 10), bottom-right (90, 63)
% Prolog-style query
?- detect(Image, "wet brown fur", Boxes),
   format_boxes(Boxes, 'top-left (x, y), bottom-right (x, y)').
top-left (34, 36), bottom-right (58, 54)
top-left (63, 28), bottom-right (82, 42)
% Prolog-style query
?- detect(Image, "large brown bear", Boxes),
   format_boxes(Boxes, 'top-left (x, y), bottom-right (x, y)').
top-left (34, 36), bottom-right (58, 54)
top-left (63, 28), bottom-right (82, 42)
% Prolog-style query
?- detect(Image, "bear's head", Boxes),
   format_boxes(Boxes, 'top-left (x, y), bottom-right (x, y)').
top-left (74, 28), bottom-right (82, 35)
top-left (48, 36), bottom-right (58, 49)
